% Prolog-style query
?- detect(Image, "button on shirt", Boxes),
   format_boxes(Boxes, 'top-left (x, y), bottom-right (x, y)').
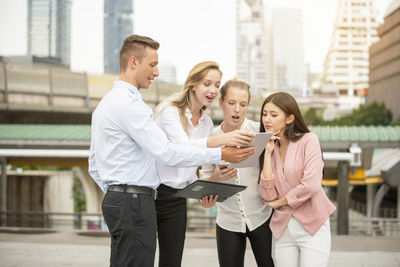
top-left (88, 81), bottom-right (221, 192)
top-left (200, 119), bottom-right (272, 233)
top-left (155, 104), bottom-right (214, 189)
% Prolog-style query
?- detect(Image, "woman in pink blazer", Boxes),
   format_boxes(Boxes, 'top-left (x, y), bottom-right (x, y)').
top-left (258, 92), bottom-right (336, 267)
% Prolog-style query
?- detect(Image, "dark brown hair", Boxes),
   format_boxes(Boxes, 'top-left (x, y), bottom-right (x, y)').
top-left (119, 34), bottom-right (160, 73)
top-left (259, 92), bottom-right (310, 176)
top-left (220, 79), bottom-right (251, 103)
top-left (259, 92), bottom-right (309, 139)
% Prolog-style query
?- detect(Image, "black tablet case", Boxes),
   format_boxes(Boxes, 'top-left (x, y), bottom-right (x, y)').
top-left (174, 179), bottom-right (247, 202)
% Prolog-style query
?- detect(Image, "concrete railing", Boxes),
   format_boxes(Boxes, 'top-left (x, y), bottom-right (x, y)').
top-left (1, 211), bottom-right (399, 236)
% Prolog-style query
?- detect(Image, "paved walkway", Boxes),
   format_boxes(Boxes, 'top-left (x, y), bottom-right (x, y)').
top-left (0, 228), bottom-right (399, 266)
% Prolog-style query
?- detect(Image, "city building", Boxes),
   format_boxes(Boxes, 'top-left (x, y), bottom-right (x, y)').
top-left (236, 0), bottom-right (271, 96)
top-left (271, 7), bottom-right (307, 96)
top-left (236, 0), bottom-right (306, 96)
top-left (27, 0), bottom-right (72, 66)
top-left (322, 0), bottom-right (380, 97)
top-left (157, 61), bottom-right (178, 84)
top-left (307, 69), bottom-right (323, 96)
top-left (104, 0), bottom-right (133, 74)
top-left (368, 0), bottom-right (400, 121)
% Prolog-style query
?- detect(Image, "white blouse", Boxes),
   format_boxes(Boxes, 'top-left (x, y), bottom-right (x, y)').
top-left (156, 104), bottom-right (214, 189)
top-left (200, 119), bottom-right (273, 233)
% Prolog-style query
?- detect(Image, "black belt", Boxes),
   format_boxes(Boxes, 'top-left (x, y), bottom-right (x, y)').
top-left (108, 184), bottom-right (157, 200)
top-left (157, 184), bottom-right (179, 193)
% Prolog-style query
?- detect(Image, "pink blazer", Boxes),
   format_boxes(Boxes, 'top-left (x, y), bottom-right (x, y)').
top-left (259, 132), bottom-right (336, 239)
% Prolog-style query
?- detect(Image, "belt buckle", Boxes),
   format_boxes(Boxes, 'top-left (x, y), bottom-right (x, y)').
top-left (153, 189), bottom-right (158, 200)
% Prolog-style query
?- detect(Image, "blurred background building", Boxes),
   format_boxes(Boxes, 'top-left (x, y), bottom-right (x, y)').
top-left (236, 0), bottom-right (271, 96)
top-left (103, 0), bottom-right (133, 74)
top-left (368, 1), bottom-right (400, 121)
top-left (236, 0), bottom-right (307, 97)
top-left (271, 7), bottom-right (306, 96)
top-left (27, 0), bottom-right (72, 66)
top-left (157, 61), bottom-right (178, 84)
top-left (322, 0), bottom-right (380, 98)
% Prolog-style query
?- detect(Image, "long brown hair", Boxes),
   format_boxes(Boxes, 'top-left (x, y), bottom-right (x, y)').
top-left (259, 92), bottom-right (310, 175)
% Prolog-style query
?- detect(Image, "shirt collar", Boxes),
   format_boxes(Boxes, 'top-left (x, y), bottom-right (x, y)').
top-left (114, 80), bottom-right (142, 100)
top-left (240, 118), bottom-right (249, 130)
top-left (185, 108), bottom-right (207, 128)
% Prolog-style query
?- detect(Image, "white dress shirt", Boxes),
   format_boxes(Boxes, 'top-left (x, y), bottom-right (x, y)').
top-left (201, 119), bottom-right (272, 233)
top-left (155, 104), bottom-right (214, 189)
top-left (88, 80), bottom-right (221, 192)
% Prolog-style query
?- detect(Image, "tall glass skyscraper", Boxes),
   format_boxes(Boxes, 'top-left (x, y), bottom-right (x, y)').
top-left (27, 0), bottom-right (72, 66)
top-left (104, 0), bottom-right (133, 74)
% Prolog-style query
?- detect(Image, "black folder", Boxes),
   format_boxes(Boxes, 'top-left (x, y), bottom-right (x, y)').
top-left (174, 180), bottom-right (247, 202)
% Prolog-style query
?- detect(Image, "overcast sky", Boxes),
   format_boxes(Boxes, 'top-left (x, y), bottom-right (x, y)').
top-left (0, 0), bottom-right (392, 84)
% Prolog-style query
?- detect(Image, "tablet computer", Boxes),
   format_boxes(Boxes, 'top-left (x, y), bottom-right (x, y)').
top-left (227, 132), bottom-right (273, 168)
top-left (174, 179), bottom-right (247, 202)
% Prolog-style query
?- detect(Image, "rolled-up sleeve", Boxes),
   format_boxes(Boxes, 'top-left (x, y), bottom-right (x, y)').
top-left (258, 172), bottom-right (278, 201)
top-left (285, 134), bottom-right (324, 209)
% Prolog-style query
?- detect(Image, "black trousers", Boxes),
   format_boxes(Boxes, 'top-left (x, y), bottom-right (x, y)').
top-left (216, 218), bottom-right (274, 267)
top-left (102, 190), bottom-right (157, 267)
top-left (155, 184), bottom-right (187, 267)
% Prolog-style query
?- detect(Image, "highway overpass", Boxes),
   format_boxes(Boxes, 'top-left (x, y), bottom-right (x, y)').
top-left (0, 58), bottom-right (362, 124)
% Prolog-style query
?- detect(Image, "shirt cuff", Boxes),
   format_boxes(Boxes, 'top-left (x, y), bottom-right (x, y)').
top-left (209, 147), bottom-right (222, 164)
top-left (286, 193), bottom-right (301, 209)
top-left (259, 172), bottom-right (275, 188)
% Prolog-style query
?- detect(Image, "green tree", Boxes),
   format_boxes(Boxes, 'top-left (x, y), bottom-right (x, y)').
top-left (391, 116), bottom-right (400, 126)
top-left (73, 175), bottom-right (86, 212)
top-left (303, 107), bottom-right (323, 126)
top-left (324, 101), bottom-right (392, 126)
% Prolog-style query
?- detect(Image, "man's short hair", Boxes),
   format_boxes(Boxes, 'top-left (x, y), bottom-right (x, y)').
top-left (119, 34), bottom-right (160, 73)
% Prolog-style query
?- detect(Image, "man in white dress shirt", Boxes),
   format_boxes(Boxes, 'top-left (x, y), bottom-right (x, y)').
top-left (88, 34), bottom-right (255, 267)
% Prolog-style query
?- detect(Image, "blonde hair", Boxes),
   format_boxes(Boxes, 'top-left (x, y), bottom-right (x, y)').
top-left (220, 79), bottom-right (251, 103)
top-left (157, 61), bottom-right (222, 134)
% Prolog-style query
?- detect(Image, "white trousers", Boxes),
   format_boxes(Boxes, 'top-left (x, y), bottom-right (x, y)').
top-left (272, 217), bottom-right (331, 267)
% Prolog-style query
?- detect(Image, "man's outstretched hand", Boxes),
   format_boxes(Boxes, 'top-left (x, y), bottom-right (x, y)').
top-left (221, 146), bottom-right (255, 163)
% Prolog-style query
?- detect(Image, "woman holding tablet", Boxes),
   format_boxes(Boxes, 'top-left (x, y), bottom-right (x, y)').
top-left (155, 62), bottom-right (255, 267)
top-left (200, 79), bottom-right (274, 267)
